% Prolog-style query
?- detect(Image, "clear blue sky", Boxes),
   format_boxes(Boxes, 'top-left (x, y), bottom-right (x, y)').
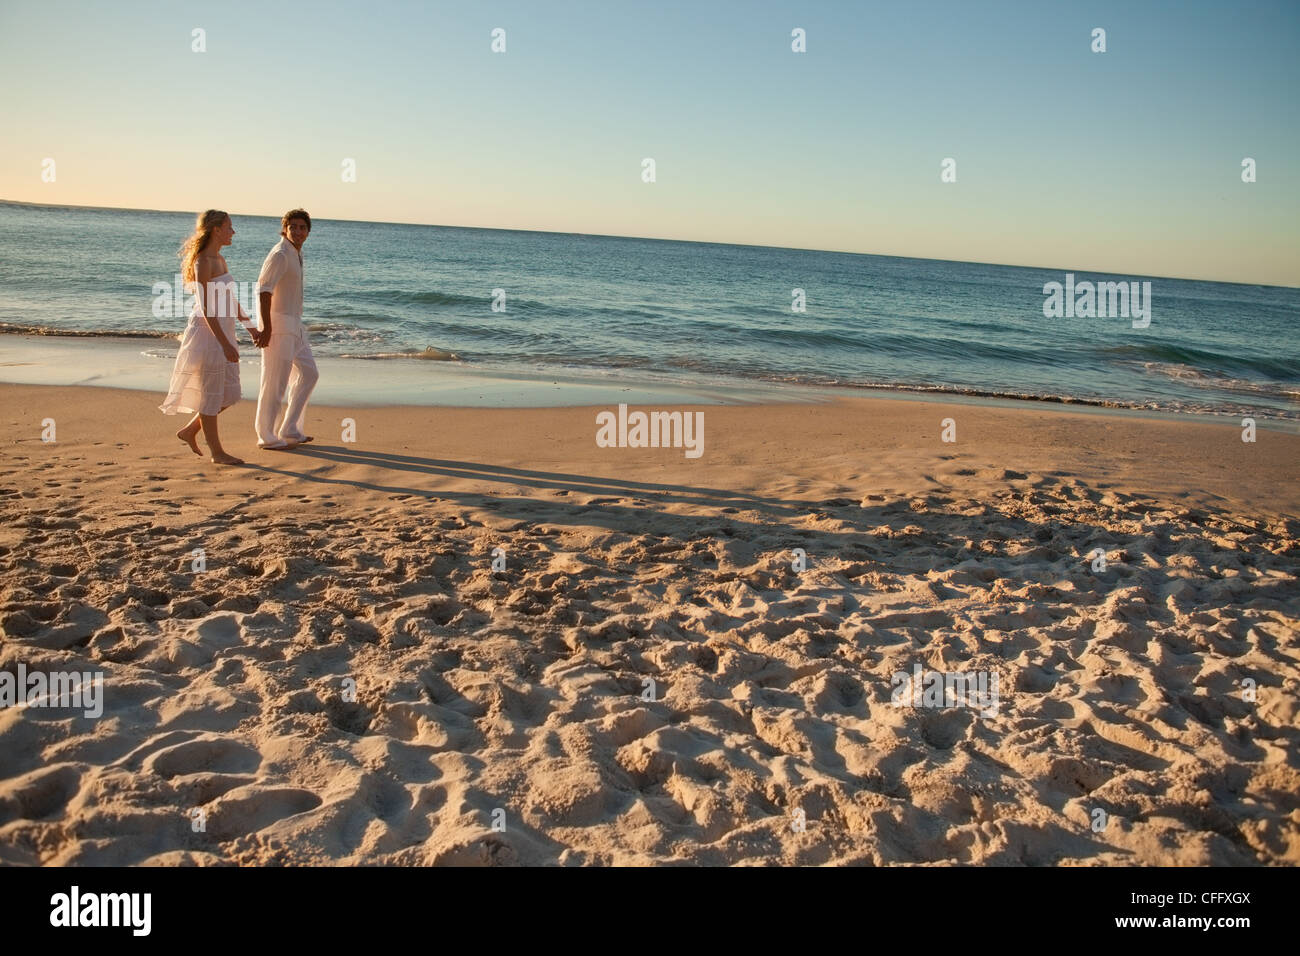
top-left (1, 0), bottom-right (1297, 285)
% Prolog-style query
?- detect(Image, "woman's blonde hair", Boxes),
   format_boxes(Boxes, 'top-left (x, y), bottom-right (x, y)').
top-left (178, 209), bottom-right (228, 284)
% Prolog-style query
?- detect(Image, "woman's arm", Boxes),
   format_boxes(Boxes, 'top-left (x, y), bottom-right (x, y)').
top-left (233, 285), bottom-right (258, 342)
top-left (220, 255), bottom-right (258, 340)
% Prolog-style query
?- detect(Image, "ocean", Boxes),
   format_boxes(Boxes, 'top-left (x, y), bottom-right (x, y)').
top-left (1, 200), bottom-right (1297, 420)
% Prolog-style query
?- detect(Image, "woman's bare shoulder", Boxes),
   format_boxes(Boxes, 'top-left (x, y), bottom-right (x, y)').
top-left (195, 253), bottom-right (222, 280)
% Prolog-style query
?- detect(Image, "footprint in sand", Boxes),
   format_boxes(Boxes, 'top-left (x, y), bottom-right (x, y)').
top-left (144, 736), bottom-right (262, 778)
top-left (0, 763), bottom-right (83, 823)
top-left (204, 786), bottom-right (323, 841)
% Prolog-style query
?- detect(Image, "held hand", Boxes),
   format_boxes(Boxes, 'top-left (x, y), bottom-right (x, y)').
top-left (223, 343), bottom-right (239, 363)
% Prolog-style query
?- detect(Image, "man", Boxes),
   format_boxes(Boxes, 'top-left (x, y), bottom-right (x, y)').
top-left (254, 209), bottom-right (318, 449)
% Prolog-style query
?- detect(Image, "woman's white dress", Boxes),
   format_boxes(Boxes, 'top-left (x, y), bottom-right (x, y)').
top-left (159, 272), bottom-right (242, 416)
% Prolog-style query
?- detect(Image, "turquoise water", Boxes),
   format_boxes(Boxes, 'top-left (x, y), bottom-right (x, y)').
top-left (1, 200), bottom-right (1297, 418)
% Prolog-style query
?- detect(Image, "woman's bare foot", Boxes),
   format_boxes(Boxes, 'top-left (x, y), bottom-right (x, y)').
top-left (211, 452), bottom-right (245, 465)
top-left (177, 426), bottom-right (202, 456)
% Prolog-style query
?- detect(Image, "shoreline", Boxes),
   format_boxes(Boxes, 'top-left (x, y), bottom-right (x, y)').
top-left (0, 331), bottom-right (1296, 429)
top-left (4, 381), bottom-right (1297, 515)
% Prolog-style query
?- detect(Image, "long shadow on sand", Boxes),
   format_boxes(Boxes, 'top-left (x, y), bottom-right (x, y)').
top-left (240, 444), bottom-right (1071, 564)
top-left (237, 443), bottom-right (1188, 600)
top-left (264, 443), bottom-right (818, 517)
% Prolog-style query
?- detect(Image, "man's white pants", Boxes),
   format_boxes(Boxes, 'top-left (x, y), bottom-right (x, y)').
top-left (256, 323), bottom-right (318, 447)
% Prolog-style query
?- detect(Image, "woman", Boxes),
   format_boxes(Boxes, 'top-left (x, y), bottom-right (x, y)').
top-left (160, 209), bottom-right (257, 464)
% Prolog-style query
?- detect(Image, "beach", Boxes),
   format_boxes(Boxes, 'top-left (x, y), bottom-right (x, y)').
top-left (1, 381), bottom-right (1296, 866)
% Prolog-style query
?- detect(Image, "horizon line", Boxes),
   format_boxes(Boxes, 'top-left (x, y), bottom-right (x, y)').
top-left (2, 198), bottom-right (1295, 291)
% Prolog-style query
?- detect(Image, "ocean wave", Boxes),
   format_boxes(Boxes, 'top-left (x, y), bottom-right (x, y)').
top-left (1141, 361), bottom-right (1300, 402)
top-left (0, 321), bottom-right (177, 340)
top-left (304, 324), bottom-right (388, 344)
top-left (309, 310), bottom-right (402, 324)
top-left (339, 346), bottom-right (463, 361)
top-left (1107, 342), bottom-right (1300, 380)
top-left (332, 288), bottom-right (576, 317)
top-left (336, 289), bottom-right (484, 308)
top-left (782, 378), bottom-right (1296, 420)
top-left (305, 322), bottom-right (364, 333)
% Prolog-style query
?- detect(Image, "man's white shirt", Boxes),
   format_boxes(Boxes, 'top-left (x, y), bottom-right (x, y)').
top-left (255, 237), bottom-right (304, 330)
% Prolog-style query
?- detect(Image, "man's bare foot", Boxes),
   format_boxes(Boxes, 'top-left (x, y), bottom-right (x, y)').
top-left (211, 452), bottom-right (245, 465)
top-left (177, 427), bottom-right (202, 456)
top-left (265, 439), bottom-right (300, 451)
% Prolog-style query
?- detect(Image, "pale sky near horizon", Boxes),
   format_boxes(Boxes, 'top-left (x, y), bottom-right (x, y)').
top-left (1, 0), bottom-right (1297, 286)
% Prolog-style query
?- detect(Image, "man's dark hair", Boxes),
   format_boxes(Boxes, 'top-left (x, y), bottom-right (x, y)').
top-left (281, 208), bottom-right (311, 234)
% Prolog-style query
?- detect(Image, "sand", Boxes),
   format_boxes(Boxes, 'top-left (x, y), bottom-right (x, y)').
top-left (0, 383), bottom-right (1297, 866)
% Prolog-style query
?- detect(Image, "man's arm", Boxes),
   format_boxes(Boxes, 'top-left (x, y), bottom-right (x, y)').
top-left (258, 291), bottom-right (274, 343)
top-left (254, 246), bottom-right (285, 347)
